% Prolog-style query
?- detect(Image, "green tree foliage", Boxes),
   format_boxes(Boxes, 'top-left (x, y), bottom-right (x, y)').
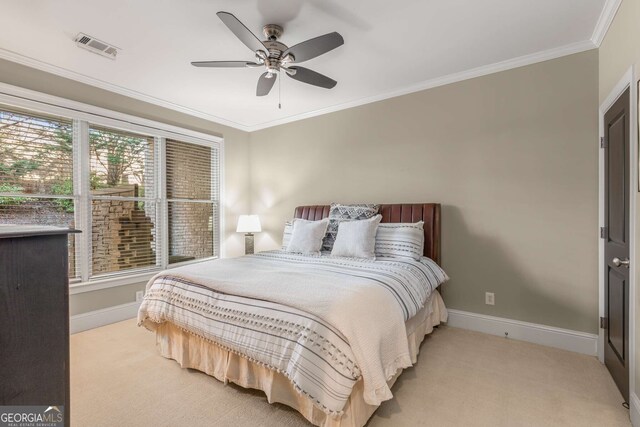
top-left (0, 111), bottom-right (72, 194)
top-left (0, 111), bottom-right (150, 216)
top-left (89, 128), bottom-right (149, 188)
top-left (0, 184), bottom-right (34, 206)
top-left (50, 180), bottom-right (74, 212)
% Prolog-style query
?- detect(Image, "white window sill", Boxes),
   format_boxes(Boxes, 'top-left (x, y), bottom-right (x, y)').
top-left (69, 256), bottom-right (219, 295)
top-left (69, 271), bottom-right (158, 294)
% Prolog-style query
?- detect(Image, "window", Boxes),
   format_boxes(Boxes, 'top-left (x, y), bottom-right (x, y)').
top-left (0, 101), bottom-right (222, 284)
top-left (166, 139), bottom-right (218, 264)
top-left (0, 108), bottom-right (78, 278)
top-left (89, 126), bottom-right (158, 276)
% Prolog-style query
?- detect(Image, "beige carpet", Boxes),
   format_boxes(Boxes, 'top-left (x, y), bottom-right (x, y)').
top-left (70, 320), bottom-right (630, 427)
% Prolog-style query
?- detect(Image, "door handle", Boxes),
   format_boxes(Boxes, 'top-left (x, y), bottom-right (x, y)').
top-left (612, 257), bottom-right (630, 268)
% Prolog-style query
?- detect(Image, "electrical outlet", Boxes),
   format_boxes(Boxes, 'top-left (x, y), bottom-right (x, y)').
top-left (485, 292), bottom-right (495, 306)
top-left (136, 291), bottom-right (144, 302)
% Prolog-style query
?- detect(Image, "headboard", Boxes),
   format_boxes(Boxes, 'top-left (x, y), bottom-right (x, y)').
top-left (293, 203), bottom-right (441, 265)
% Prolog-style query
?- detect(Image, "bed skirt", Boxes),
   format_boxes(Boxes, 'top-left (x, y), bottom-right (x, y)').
top-left (149, 290), bottom-right (447, 427)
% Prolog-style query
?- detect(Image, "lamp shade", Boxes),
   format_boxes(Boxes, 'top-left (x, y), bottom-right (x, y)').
top-left (236, 215), bottom-right (261, 233)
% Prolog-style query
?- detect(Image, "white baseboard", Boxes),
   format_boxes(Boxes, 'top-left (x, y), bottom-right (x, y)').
top-left (631, 393), bottom-right (640, 427)
top-left (71, 304), bottom-right (599, 355)
top-left (70, 301), bottom-right (140, 334)
top-left (446, 309), bottom-right (598, 356)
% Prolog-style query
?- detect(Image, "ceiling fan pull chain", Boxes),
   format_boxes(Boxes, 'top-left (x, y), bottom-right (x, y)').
top-left (278, 72), bottom-right (282, 109)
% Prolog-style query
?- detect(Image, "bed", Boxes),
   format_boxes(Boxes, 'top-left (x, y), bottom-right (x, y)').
top-left (138, 203), bottom-right (448, 427)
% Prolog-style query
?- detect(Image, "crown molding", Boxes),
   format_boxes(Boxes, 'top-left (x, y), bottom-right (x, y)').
top-left (591, 0), bottom-right (622, 47)
top-left (248, 39), bottom-right (596, 131)
top-left (0, 39), bottom-right (596, 133)
top-left (0, 81), bottom-right (223, 144)
top-left (0, 48), bottom-right (253, 132)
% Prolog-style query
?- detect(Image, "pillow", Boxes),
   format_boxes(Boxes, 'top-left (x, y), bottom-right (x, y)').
top-left (331, 215), bottom-right (382, 259)
top-left (281, 221), bottom-right (293, 249)
top-left (286, 218), bottom-right (329, 255)
top-left (375, 221), bottom-right (425, 261)
top-left (323, 203), bottom-right (380, 251)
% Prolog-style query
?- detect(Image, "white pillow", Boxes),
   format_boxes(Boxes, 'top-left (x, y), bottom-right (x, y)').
top-left (323, 203), bottom-right (380, 252)
top-left (286, 218), bottom-right (329, 255)
top-left (281, 221), bottom-right (293, 249)
top-left (375, 221), bottom-right (424, 261)
top-left (331, 215), bottom-right (382, 259)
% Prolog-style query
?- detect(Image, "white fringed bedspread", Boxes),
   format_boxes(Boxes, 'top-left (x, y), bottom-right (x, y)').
top-left (138, 250), bottom-right (448, 415)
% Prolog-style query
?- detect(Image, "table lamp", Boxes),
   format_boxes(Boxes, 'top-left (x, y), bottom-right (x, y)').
top-left (236, 215), bottom-right (261, 255)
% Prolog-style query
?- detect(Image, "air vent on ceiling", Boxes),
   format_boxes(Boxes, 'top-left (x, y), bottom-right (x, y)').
top-left (74, 33), bottom-right (119, 59)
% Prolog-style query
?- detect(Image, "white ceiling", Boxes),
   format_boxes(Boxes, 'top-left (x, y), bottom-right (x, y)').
top-left (0, 0), bottom-right (614, 131)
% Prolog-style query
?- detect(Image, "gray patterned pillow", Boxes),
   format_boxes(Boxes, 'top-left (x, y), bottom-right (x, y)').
top-left (323, 203), bottom-right (380, 251)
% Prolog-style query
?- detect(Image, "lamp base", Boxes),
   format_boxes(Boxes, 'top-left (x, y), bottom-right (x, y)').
top-left (244, 233), bottom-right (255, 255)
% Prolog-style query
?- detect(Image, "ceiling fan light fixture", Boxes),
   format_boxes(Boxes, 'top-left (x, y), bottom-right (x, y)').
top-left (263, 58), bottom-right (279, 74)
top-left (281, 53), bottom-right (295, 64)
top-left (192, 11), bottom-right (343, 97)
top-left (255, 50), bottom-right (268, 61)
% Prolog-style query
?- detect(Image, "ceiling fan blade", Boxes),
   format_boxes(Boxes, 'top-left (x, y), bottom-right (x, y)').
top-left (217, 11), bottom-right (267, 54)
top-left (191, 61), bottom-right (259, 68)
top-left (257, 72), bottom-right (277, 96)
top-left (283, 32), bottom-right (344, 63)
top-left (286, 66), bottom-right (337, 89)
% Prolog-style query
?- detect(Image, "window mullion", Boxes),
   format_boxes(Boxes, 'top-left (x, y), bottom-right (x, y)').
top-left (157, 137), bottom-right (168, 269)
top-left (72, 119), bottom-right (82, 280)
top-left (76, 120), bottom-right (91, 282)
top-left (213, 145), bottom-right (222, 258)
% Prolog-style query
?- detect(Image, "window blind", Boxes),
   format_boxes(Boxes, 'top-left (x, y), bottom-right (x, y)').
top-left (88, 125), bottom-right (158, 276)
top-left (0, 98), bottom-right (222, 285)
top-left (0, 107), bottom-right (78, 278)
top-left (0, 108), bottom-right (73, 195)
top-left (166, 139), bottom-right (218, 264)
top-left (89, 125), bottom-right (155, 197)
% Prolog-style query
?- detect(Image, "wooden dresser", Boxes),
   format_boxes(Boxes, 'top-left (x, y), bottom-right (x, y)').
top-left (0, 225), bottom-right (78, 427)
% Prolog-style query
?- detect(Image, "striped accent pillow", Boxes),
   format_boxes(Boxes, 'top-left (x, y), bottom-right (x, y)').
top-left (375, 221), bottom-right (425, 261)
top-left (281, 221), bottom-right (293, 249)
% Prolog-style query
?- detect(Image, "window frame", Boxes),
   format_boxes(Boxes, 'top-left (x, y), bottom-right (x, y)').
top-left (0, 82), bottom-right (224, 294)
top-left (165, 138), bottom-right (219, 266)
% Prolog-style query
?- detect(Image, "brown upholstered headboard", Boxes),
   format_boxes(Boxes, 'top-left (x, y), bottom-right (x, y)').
top-left (293, 204), bottom-right (441, 265)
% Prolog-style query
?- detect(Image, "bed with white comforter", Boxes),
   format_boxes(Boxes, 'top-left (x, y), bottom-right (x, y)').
top-left (138, 250), bottom-right (448, 419)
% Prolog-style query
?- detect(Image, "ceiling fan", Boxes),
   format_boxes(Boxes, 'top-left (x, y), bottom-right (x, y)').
top-left (191, 12), bottom-right (344, 96)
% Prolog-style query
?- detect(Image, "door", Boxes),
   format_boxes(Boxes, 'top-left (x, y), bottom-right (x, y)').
top-left (604, 87), bottom-right (630, 402)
